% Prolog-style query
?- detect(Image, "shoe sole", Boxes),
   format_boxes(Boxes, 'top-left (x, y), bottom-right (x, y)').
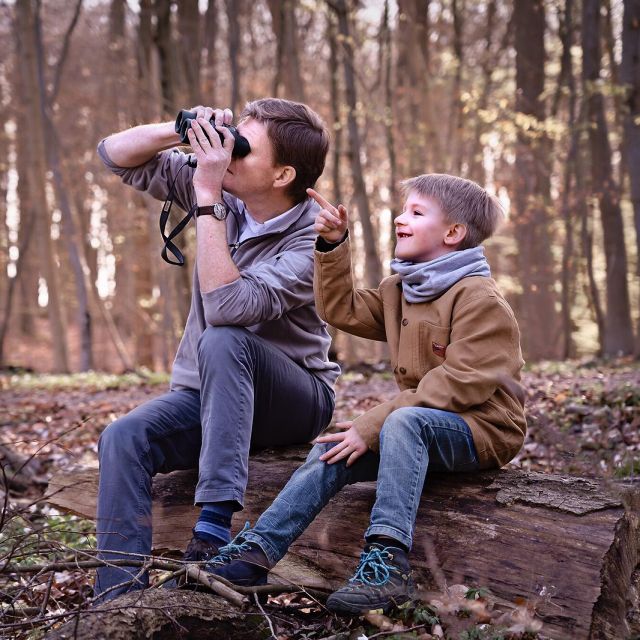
top-left (327, 595), bottom-right (412, 615)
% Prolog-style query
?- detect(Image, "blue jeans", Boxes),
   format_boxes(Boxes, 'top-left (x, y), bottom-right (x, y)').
top-left (242, 406), bottom-right (480, 564)
top-left (95, 326), bottom-right (334, 600)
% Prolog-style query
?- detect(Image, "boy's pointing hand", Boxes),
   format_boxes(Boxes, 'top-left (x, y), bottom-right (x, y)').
top-left (307, 188), bottom-right (348, 244)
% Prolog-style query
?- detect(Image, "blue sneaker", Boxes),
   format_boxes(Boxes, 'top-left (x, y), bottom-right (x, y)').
top-left (205, 523), bottom-right (270, 587)
top-left (326, 543), bottom-right (414, 614)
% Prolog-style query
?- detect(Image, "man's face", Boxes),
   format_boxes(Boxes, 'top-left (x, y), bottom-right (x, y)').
top-left (394, 191), bottom-right (454, 263)
top-left (222, 118), bottom-right (280, 200)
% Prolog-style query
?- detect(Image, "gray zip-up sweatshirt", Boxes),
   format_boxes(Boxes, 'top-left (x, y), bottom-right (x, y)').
top-left (98, 142), bottom-right (340, 392)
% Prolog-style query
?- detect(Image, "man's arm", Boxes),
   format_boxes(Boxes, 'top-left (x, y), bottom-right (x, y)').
top-left (187, 113), bottom-right (241, 291)
top-left (103, 122), bottom-right (180, 168)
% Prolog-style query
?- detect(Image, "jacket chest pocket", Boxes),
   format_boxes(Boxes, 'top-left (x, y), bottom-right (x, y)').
top-left (416, 321), bottom-right (451, 375)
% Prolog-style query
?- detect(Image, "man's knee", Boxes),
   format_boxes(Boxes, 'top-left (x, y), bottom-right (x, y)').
top-left (197, 325), bottom-right (252, 362)
top-left (98, 415), bottom-right (147, 462)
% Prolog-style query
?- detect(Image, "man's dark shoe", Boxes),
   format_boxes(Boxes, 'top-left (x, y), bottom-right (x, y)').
top-left (162, 531), bottom-right (221, 590)
top-left (205, 526), bottom-right (270, 587)
top-left (182, 532), bottom-right (222, 563)
top-left (326, 543), bottom-right (414, 614)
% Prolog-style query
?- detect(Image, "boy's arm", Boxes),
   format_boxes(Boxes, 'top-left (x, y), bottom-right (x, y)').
top-left (352, 293), bottom-right (524, 451)
top-left (314, 236), bottom-right (387, 341)
top-left (309, 188), bottom-right (387, 341)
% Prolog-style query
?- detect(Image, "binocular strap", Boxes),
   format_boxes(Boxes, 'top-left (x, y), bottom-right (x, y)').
top-left (159, 159), bottom-right (196, 266)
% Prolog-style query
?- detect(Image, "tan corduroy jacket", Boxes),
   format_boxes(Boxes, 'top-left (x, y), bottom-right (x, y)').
top-left (314, 238), bottom-right (527, 468)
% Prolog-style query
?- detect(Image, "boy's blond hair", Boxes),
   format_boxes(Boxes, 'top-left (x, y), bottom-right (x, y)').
top-left (401, 174), bottom-right (504, 250)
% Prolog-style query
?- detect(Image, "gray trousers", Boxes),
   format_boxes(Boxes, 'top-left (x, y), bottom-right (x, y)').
top-left (95, 326), bottom-right (334, 600)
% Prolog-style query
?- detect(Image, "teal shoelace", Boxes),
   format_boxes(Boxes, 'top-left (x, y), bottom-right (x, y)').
top-left (349, 546), bottom-right (396, 587)
top-left (207, 521), bottom-right (252, 567)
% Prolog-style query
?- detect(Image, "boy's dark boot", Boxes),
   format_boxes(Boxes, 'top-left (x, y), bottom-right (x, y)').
top-left (205, 530), bottom-right (270, 587)
top-left (326, 542), bottom-right (414, 614)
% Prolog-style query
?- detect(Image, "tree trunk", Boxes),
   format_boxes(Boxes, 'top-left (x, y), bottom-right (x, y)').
top-left (14, 142), bottom-right (38, 338)
top-left (382, 0), bottom-right (398, 262)
top-left (448, 0), bottom-right (465, 175)
top-left (582, 0), bottom-right (635, 356)
top-left (513, 0), bottom-right (559, 360)
top-left (327, 10), bottom-right (343, 205)
top-left (225, 0), bottom-right (241, 114)
top-left (48, 450), bottom-right (640, 640)
top-left (177, 0), bottom-right (202, 107)
top-left (202, 0), bottom-right (218, 101)
top-left (332, 0), bottom-right (382, 288)
top-left (621, 0), bottom-right (640, 355)
top-left (268, 0), bottom-right (305, 102)
top-left (396, 0), bottom-right (436, 174)
top-left (154, 0), bottom-right (177, 118)
top-left (46, 121), bottom-right (94, 371)
top-left (468, 0), bottom-right (499, 184)
top-left (16, 0), bottom-right (69, 372)
top-left (556, 0), bottom-right (578, 359)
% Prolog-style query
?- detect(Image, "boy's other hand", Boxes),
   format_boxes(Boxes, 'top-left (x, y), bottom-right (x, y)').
top-left (307, 188), bottom-right (348, 244)
top-left (315, 421), bottom-right (367, 466)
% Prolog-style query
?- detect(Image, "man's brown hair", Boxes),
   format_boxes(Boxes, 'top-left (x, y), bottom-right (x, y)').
top-left (241, 98), bottom-right (329, 204)
top-left (401, 173), bottom-right (504, 249)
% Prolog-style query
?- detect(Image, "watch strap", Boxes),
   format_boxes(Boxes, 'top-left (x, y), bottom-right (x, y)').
top-left (196, 202), bottom-right (227, 220)
top-left (196, 205), bottom-right (216, 217)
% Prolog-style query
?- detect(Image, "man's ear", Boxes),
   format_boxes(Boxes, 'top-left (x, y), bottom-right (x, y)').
top-left (273, 165), bottom-right (296, 190)
top-left (444, 223), bottom-right (467, 247)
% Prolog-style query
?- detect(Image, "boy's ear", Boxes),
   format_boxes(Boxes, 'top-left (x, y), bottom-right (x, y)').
top-left (444, 223), bottom-right (467, 247)
top-left (273, 165), bottom-right (296, 190)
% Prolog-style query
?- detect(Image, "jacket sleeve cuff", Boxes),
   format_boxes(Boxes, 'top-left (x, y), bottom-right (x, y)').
top-left (315, 230), bottom-right (349, 253)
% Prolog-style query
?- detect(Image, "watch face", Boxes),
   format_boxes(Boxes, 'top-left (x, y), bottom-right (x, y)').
top-left (212, 203), bottom-right (227, 220)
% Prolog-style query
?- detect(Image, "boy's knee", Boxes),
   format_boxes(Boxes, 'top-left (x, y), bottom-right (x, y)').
top-left (381, 407), bottom-right (422, 436)
top-left (307, 441), bottom-right (334, 462)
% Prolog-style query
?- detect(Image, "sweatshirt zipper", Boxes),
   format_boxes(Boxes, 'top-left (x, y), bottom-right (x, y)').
top-left (228, 230), bottom-right (286, 258)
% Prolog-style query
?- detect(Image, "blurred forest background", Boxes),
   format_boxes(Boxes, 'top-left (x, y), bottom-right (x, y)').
top-left (1, 0), bottom-right (639, 373)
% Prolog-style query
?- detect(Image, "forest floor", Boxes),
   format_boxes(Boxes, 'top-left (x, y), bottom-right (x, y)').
top-left (0, 357), bottom-right (638, 639)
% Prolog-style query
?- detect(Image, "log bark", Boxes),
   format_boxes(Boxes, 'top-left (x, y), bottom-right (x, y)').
top-left (47, 447), bottom-right (639, 640)
top-left (46, 589), bottom-right (269, 640)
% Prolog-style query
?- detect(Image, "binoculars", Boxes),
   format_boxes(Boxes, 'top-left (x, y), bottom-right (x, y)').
top-left (175, 110), bottom-right (251, 158)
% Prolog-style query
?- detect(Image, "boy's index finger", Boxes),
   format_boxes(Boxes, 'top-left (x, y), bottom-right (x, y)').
top-left (307, 188), bottom-right (337, 214)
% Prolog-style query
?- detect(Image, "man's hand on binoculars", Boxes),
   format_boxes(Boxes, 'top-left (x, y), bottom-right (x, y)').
top-left (188, 105), bottom-right (233, 127)
top-left (188, 116), bottom-right (234, 205)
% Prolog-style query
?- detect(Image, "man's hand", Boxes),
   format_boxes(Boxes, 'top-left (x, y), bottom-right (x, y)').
top-left (307, 188), bottom-right (348, 244)
top-left (187, 107), bottom-right (235, 204)
top-left (316, 421), bottom-right (368, 466)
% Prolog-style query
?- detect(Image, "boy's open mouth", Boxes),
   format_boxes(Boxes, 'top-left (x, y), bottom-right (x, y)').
top-left (397, 232), bottom-right (411, 238)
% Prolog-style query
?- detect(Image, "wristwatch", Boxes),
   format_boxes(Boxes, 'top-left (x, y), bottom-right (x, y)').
top-left (196, 202), bottom-right (227, 221)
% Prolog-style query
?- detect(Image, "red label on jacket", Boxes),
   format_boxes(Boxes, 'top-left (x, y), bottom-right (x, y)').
top-left (432, 342), bottom-right (447, 358)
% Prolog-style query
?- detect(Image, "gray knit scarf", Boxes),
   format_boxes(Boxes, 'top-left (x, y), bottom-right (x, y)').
top-left (390, 246), bottom-right (491, 303)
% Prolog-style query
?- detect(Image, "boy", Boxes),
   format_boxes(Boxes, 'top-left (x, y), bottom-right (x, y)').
top-left (200, 174), bottom-right (526, 614)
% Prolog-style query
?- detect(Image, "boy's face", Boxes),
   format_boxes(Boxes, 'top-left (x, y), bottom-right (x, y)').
top-left (394, 192), bottom-right (456, 263)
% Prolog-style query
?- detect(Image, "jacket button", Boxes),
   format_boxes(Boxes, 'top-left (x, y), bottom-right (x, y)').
top-left (399, 367), bottom-right (407, 374)
top-left (401, 318), bottom-right (409, 326)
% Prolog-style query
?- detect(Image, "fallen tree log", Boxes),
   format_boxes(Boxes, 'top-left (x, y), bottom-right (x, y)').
top-left (46, 447), bottom-right (640, 640)
top-left (45, 589), bottom-right (269, 640)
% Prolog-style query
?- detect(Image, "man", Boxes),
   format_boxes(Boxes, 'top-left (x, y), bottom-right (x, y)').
top-left (94, 99), bottom-right (339, 601)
